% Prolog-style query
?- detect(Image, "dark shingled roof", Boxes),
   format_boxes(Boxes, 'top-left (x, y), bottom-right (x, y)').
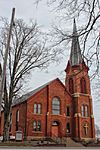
top-left (12, 79), bottom-right (55, 106)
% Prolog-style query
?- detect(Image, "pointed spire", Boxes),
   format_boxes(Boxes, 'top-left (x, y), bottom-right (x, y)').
top-left (70, 18), bottom-right (82, 66)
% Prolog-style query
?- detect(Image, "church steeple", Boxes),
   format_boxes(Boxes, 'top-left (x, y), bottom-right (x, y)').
top-left (70, 19), bottom-right (82, 66)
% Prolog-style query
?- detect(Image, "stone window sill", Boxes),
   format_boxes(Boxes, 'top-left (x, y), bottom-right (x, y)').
top-left (33, 113), bottom-right (42, 115)
top-left (81, 116), bottom-right (89, 118)
top-left (32, 131), bottom-right (42, 133)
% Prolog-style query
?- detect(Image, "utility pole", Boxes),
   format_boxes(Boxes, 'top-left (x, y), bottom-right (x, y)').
top-left (0, 8), bottom-right (15, 116)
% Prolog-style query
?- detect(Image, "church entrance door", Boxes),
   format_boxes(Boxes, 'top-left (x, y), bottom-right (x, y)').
top-left (51, 121), bottom-right (59, 137)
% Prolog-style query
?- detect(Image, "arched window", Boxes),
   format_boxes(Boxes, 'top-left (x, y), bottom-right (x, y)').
top-left (33, 120), bottom-right (37, 131)
top-left (85, 105), bottom-right (88, 117)
top-left (38, 104), bottom-right (41, 114)
top-left (16, 110), bottom-right (19, 131)
top-left (81, 105), bottom-right (85, 117)
top-left (34, 103), bottom-right (37, 114)
top-left (66, 106), bottom-right (70, 116)
top-left (81, 105), bottom-right (89, 117)
top-left (66, 123), bottom-right (70, 133)
top-left (33, 120), bottom-right (41, 131)
top-left (80, 78), bottom-right (86, 93)
top-left (52, 97), bottom-right (60, 115)
top-left (37, 120), bottom-right (41, 131)
top-left (34, 103), bottom-right (41, 114)
top-left (69, 78), bottom-right (74, 94)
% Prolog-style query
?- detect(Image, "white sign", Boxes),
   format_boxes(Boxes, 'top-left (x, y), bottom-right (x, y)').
top-left (16, 131), bottom-right (22, 141)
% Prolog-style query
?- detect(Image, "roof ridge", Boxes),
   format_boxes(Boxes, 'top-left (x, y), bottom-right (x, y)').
top-left (12, 78), bottom-right (57, 106)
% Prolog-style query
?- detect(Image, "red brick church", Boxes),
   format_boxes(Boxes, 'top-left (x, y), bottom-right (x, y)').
top-left (0, 19), bottom-right (95, 141)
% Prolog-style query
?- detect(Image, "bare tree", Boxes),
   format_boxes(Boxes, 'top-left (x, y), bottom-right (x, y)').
top-left (35, 0), bottom-right (100, 78)
top-left (0, 18), bottom-right (59, 141)
top-left (95, 124), bottom-right (100, 138)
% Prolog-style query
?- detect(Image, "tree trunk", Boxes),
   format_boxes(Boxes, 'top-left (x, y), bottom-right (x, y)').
top-left (3, 110), bottom-right (10, 142)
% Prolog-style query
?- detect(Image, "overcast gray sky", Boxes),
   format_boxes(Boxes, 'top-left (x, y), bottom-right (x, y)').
top-left (0, 0), bottom-right (100, 128)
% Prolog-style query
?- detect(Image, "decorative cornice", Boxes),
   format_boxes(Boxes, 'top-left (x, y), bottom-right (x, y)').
top-left (72, 93), bottom-right (91, 98)
top-left (72, 93), bottom-right (80, 97)
top-left (47, 112), bottom-right (49, 115)
top-left (74, 113), bottom-right (81, 117)
top-left (89, 95), bottom-right (92, 99)
top-left (78, 113), bottom-right (81, 117)
top-left (91, 115), bottom-right (94, 118)
top-left (80, 93), bottom-right (90, 96)
top-left (64, 113), bottom-right (66, 117)
top-left (74, 113), bottom-right (78, 117)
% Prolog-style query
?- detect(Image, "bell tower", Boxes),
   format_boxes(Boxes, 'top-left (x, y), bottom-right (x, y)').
top-left (0, 64), bottom-right (2, 86)
top-left (0, 63), bottom-right (2, 136)
top-left (65, 19), bottom-right (95, 140)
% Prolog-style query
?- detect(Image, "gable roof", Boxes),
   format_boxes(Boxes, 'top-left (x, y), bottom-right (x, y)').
top-left (12, 78), bottom-right (62, 106)
top-left (12, 78), bottom-right (71, 107)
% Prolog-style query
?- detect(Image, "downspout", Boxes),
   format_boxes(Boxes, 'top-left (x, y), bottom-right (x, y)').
top-left (77, 98), bottom-right (80, 140)
top-left (46, 85), bottom-right (49, 137)
top-left (24, 102), bottom-right (27, 140)
top-left (78, 114), bottom-right (80, 140)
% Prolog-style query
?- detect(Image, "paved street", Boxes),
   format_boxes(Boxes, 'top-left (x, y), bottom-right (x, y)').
top-left (0, 147), bottom-right (100, 150)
